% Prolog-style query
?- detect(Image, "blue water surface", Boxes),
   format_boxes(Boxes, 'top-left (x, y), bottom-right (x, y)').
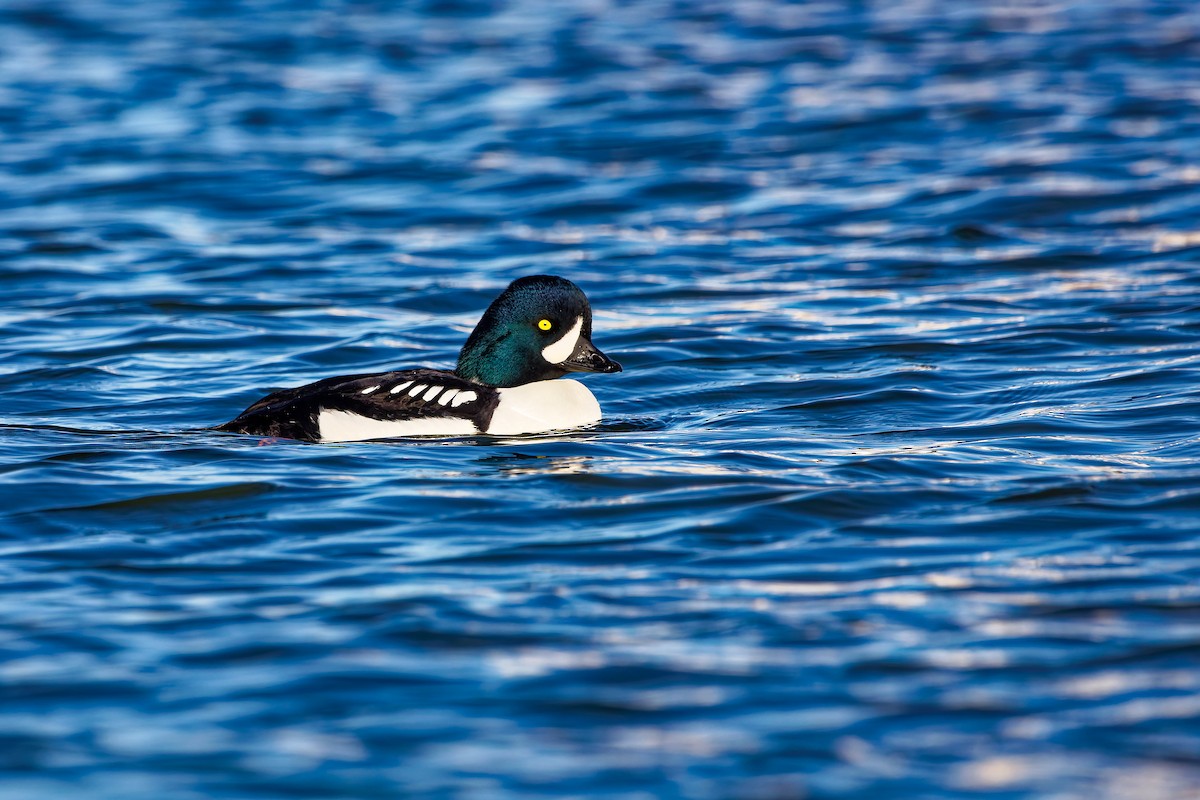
top-left (3, 1), bottom-right (1200, 798)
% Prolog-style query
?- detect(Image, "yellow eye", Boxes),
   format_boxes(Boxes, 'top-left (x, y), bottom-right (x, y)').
top-left (538, 319), bottom-right (552, 331)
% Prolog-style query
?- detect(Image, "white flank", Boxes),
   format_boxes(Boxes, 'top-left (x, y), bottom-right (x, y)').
top-left (407, 383), bottom-right (427, 397)
top-left (487, 379), bottom-right (601, 435)
top-left (422, 385), bottom-right (443, 401)
top-left (317, 409), bottom-right (476, 442)
top-left (390, 380), bottom-right (413, 394)
top-left (451, 390), bottom-right (478, 407)
top-left (361, 385), bottom-right (380, 395)
top-left (541, 316), bottom-right (583, 364)
top-left (437, 388), bottom-right (460, 406)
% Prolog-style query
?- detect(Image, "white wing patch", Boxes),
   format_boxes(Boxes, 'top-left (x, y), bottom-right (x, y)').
top-left (361, 385), bottom-right (380, 395)
top-left (438, 388), bottom-right (460, 406)
top-left (451, 391), bottom-right (477, 408)
top-left (407, 383), bottom-right (427, 397)
top-left (318, 409), bottom-right (477, 442)
top-left (422, 385), bottom-right (443, 401)
top-left (541, 316), bottom-right (583, 364)
top-left (390, 380), bottom-right (414, 394)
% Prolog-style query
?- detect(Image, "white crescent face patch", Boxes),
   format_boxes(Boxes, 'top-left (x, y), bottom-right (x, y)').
top-left (541, 315), bottom-right (583, 364)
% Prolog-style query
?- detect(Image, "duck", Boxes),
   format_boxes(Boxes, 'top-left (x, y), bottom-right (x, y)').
top-left (216, 275), bottom-right (622, 442)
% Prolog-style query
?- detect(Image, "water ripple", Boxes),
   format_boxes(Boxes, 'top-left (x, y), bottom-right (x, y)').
top-left (2, 0), bottom-right (1200, 798)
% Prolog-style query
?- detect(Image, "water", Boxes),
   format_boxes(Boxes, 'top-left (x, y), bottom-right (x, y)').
top-left (3, 1), bottom-right (1200, 797)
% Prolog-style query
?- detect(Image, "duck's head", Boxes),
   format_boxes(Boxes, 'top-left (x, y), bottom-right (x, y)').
top-left (456, 275), bottom-right (623, 388)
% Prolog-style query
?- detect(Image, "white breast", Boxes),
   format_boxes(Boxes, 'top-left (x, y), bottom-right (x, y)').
top-left (317, 410), bottom-right (477, 442)
top-left (486, 379), bottom-right (601, 435)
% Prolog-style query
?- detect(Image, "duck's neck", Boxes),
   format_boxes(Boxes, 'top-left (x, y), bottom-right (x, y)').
top-left (456, 333), bottom-right (562, 388)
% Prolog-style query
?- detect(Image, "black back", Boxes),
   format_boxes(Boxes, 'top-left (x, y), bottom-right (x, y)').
top-left (216, 369), bottom-right (500, 441)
